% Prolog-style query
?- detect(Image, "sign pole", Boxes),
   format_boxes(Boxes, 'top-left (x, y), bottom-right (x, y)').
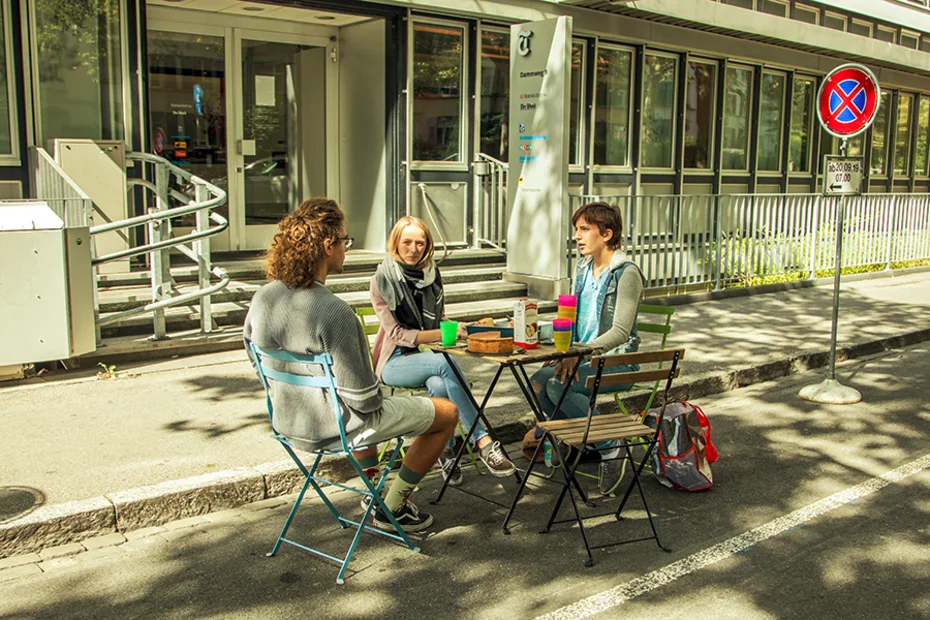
top-left (799, 138), bottom-right (862, 404)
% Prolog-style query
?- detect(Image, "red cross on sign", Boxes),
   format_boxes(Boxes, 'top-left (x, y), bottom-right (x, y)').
top-left (817, 64), bottom-right (880, 139)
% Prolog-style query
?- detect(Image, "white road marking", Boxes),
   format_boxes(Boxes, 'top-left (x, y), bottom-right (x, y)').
top-left (536, 453), bottom-right (930, 620)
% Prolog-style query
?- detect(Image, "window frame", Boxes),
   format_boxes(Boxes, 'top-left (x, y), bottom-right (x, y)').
top-left (721, 62), bottom-right (754, 173)
top-left (900, 29), bottom-right (920, 49)
top-left (408, 17), bottom-right (469, 170)
top-left (870, 92), bottom-right (892, 178)
top-left (876, 25), bottom-right (897, 44)
top-left (822, 11), bottom-right (847, 32)
top-left (0, 0), bottom-right (20, 165)
top-left (848, 19), bottom-right (873, 38)
top-left (682, 57), bottom-right (718, 173)
top-left (568, 37), bottom-right (587, 173)
top-left (787, 74), bottom-right (816, 176)
top-left (474, 23), bottom-right (510, 163)
top-left (639, 49), bottom-right (679, 172)
top-left (914, 96), bottom-right (930, 178)
top-left (792, 3), bottom-right (819, 25)
top-left (757, 0), bottom-right (788, 18)
top-left (590, 40), bottom-right (635, 173)
top-left (756, 69), bottom-right (787, 175)
top-left (894, 92), bottom-right (914, 177)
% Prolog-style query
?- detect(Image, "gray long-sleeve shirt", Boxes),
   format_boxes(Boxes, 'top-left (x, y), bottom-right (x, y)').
top-left (244, 280), bottom-right (382, 451)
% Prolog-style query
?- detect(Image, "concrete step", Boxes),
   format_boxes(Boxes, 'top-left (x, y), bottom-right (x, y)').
top-left (96, 248), bottom-right (506, 288)
top-left (98, 282), bottom-right (541, 337)
top-left (96, 266), bottom-right (505, 313)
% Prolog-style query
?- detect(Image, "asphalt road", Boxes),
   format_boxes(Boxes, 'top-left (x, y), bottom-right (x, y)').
top-left (2, 344), bottom-right (929, 619)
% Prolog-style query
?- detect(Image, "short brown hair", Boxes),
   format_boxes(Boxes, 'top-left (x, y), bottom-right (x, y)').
top-left (386, 216), bottom-right (435, 269)
top-left (265, 197), bottom-right (344, 288)
top-left (571, 202), bottom-right (623, 250)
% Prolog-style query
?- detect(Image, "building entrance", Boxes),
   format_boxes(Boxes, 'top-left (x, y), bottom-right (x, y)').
top-left (146, 5), bottom-right (350, 251)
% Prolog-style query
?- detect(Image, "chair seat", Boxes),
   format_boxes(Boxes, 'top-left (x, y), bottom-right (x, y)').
top-left (538, 414), bottom-right (654, 447)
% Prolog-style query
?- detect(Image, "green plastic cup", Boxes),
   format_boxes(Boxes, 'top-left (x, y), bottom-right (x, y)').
top-left (440, 321), bottom-right (459, 347)
top-left (553, 331), bottom-right (572, 352)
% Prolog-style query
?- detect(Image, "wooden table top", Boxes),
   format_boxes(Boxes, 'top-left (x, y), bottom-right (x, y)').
top-left (423, 341), bottom-right (599, 366)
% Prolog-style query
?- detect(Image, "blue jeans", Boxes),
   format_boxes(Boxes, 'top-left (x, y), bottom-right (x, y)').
top-left (530, 360), bottom-right (637, 450)
top-left (381, 349), bottom-right (487, 450)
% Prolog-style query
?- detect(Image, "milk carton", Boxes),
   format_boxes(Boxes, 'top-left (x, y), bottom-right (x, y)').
top-left (513, 299), bottom-right (538, 349)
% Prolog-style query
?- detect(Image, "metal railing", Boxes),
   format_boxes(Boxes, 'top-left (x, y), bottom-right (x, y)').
top-left (569, 193), bottom-right (930, 292)
top-left (29, 147), bottom-right (95, 228)
top-left (91, 151), bottom-right (229, 339)
top-left (472, 153), bottom-right (509, 250)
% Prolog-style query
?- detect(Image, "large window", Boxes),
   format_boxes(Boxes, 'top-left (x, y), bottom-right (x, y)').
top-left (915, 97), bottom-right (930, 176)
top-left (478, 29), bottom-right (508, 161)
top-left (641, 53), bottom-right (677, 169)
top-left (788, 77), bottom-right (815, 173)
top-left (894, 94), bottom-right (913, 175)
top-left (871, 92), bottom-right (891, 175)
top-left (593, 45), bottom-right (632, 167)
top-left (34, 0), bottom-right (124, 142)
top-left (683, 60), bottom-right (716, 169)
top-left (722, 65), bottom-right (752, 170)
top-left (757, 72), bottom-right (786, 171)
top-left (569, 41), bottom-right (584, 166)
top-left (0, 1), bottom-right (15, 159)
top-left (412, 22), bottom-right (464, 162)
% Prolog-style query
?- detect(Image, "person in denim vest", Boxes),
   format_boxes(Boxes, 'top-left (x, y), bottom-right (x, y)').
top-left (531, 202), bottom-right (646, 495)
top-left (370, 216), bottom-right (517, 485)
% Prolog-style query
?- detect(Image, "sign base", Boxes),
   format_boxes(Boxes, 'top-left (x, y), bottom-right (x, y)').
top-left (798, 378), bottom-right (862, 405)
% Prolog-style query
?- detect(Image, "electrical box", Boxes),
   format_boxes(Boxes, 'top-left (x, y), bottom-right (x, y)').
top-left (0, 203), bottom-right (96, 365)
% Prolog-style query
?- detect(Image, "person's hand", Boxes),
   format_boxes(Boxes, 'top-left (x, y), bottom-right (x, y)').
top-left (457, 323), bottom-right (468, 339)
top-left (554, 356), bottom-right (579, 384)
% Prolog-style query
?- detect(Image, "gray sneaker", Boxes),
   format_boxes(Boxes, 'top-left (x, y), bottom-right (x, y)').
top-left (479, 441), bottom-right (517, 477)
top-left (598, 458), bottom-right (627, 495)
top-left (440, 457), bottom-right (464, 486)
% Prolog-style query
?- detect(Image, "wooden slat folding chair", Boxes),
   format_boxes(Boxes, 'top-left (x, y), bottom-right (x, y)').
top-left (614, 303), bottom-right (675, 418)
top-left (247, 341), bottom-right (419, 585)
top-left (503, 348), bottom-right (684, 567)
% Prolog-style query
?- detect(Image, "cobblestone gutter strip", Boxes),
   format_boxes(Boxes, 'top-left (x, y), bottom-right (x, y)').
top-left (3, 327), bottom-right (929, 563)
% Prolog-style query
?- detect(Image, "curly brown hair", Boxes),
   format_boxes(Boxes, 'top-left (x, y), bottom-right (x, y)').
top-left (571, 202), bottom-right (623, 250)
top-left (265, 198), bottom-right (345, 288)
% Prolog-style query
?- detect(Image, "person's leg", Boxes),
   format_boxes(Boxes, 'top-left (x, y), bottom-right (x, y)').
top-left (383, 352), bottom-right (490, 445)
top-left (529, 365), bottom-right (559, 418)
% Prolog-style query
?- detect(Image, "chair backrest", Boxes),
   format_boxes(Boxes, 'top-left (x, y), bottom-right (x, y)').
top-left (247, 340), bottom-right (348, 451)
top-left (636, 303), bottom-right (674, 351)
top-left (354, 306), bottom-right (380, 337)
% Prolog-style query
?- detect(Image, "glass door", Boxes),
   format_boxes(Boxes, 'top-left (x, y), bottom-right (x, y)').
top-left (235, 32), bottom-right (334, 250)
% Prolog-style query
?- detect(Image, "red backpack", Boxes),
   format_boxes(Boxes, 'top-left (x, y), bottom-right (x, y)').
top-left (643, 401), bottom-right (718, 492)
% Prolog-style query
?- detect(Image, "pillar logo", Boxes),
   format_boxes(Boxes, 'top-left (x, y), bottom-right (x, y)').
top-left (517, 30), bottom-right (533, 56)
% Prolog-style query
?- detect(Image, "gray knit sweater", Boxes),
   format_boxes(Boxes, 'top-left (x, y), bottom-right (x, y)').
top-left (244, 280), bottom-right (382, 451)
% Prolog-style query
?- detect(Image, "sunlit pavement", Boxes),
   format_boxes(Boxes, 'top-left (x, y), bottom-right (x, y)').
top-left (2, 344), bottom-right (928, 619)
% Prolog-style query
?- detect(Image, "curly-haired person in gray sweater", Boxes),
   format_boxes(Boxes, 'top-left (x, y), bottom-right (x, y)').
top-left (244, 197), bottom-right (457, 532)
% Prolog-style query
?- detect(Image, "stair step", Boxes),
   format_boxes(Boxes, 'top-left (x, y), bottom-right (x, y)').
top-left (96, 266), bottom-right (505, 312)
top-left (96, 249), bottom-right (506, 288)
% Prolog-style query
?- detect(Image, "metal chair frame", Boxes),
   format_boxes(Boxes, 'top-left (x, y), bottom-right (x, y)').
top-left (503, 348), bottom-right (684, 567)
top-left (248, 341), bottom-right (420, 585)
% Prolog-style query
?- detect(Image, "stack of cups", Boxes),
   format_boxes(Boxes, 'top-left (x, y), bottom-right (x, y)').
top-left (552, 318), bottom-right (573, 351)
top-left (557, 295), bottom-right (577, 321)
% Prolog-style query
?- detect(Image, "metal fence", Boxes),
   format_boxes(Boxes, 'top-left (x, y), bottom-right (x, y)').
top-left (472, 153), bottom-right (509, 250)
top-left (29, 147), bottom-right (94, 228)
top-left (569, 193), bottom-right (930, 292)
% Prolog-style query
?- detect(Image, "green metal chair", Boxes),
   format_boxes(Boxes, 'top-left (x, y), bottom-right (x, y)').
top-left (614, 303), bottom-right (675, 419)
top-left (354, 306), bottom-right (482, 475)
top-left (248, 341), bottom-right (418, 585)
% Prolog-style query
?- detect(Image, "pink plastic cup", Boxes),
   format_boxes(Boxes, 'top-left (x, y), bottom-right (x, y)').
top-left (552, 318), bottom-right (573, 331)
top-left (558, 294), bottom-right (577, 307)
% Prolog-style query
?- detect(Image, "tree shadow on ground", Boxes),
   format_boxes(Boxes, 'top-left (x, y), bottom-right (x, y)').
top-left (4, 345), bottom-right (929, 619)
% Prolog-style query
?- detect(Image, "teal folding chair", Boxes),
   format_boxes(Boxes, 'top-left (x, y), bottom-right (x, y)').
top-left (248, 341), bottom-right (419, 585)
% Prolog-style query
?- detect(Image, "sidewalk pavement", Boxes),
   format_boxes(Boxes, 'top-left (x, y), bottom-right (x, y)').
top-left (2, 268), bottom-right (929, 558)
top-left (2, 343), bottom-right (928, 618)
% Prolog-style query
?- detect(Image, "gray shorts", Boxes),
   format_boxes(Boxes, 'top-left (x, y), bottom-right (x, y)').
top-left (337, 395), bottom-right (436, 450)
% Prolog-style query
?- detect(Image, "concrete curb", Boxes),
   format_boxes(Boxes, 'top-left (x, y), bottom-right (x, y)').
top-left (3, 326), bottom-right (929, 560)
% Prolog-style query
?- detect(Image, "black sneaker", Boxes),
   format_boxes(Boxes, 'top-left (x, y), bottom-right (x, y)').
top-left (479, 441), bottom-right (517, 477)
top-left (372, 499), bottom-right (434, 533)
top-left (440, 457), bottom-right (464, 486)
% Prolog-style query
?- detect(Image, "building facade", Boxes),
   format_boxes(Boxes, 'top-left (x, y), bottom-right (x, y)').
top-left (1, 0), bottom-right (929, 251)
